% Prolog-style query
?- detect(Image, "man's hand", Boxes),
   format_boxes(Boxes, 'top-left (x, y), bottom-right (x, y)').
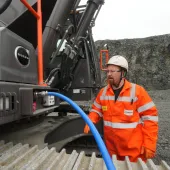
top-left (141, 146), bottom-right (155, 159)
top-left (84, 124), bottom-right (90, 134)
top-left (83, 114), bottom-right (98, 134)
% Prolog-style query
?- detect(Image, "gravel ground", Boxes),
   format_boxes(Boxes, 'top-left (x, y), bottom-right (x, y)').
top-left (148, 89), bottom-right (170, 166)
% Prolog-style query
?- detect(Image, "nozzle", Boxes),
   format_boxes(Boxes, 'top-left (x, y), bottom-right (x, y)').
top-left (34, 91), bottom-right (48, 97)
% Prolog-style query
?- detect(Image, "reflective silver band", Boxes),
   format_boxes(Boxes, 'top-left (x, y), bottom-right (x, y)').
top-left (141, 115), bottom-right (158, 122)
top-left (90, 109), bottom-right (103, 117)
top-left (93, 101), bottom-right (102, 109)
top-left (102, 85), bottom-right (108, 96)
top-left (117, 96), bottom-right (138, 102)
top-left (100, 95), bottom-right (138, 102)
top-left (138, 101), bottom-right (155, 113)
top-left (130, 83), bottom-right (136, 101)
top-left (100, 96), bottom-right (115, 100)
top-left (104, 121), bottom-right (138, 129)
top-left (100, 83), bottom-right (138, 102)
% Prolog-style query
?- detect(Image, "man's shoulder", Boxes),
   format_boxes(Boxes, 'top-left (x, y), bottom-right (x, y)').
top-left (128, 81), bottom-right (144, 89)
top-left (130, 82), bottom-right (147, 92)
top-left (98, 85), bottom-right (109, 94)
top-left (100, 85), bottom-right (108, 91)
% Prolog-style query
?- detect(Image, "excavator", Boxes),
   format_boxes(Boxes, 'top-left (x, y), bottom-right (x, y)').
top-left (0, 0), bottom-right (169, 169)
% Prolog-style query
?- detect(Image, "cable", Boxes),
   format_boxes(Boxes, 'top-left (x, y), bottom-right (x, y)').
top-left (47, 92), bottom-right (116, 170)
top-left (45, 68), bottom-right (59, 83)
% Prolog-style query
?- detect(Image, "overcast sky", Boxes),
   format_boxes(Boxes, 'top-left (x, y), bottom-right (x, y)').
top-left (80, 0), bottom-right (170, 40)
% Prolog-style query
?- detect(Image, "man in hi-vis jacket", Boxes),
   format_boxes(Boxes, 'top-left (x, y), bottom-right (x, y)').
top-left (84, 55), bottom-right (158, 162)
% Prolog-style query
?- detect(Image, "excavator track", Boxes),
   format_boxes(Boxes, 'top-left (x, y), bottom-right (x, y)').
top-left (63, 135), bottom-right (102, 157)
top-left (0, 141), bottom-right (169, 170)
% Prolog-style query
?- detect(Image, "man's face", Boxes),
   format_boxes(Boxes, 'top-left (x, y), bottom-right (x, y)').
top-left (106, 65), bottom-right (122, 87)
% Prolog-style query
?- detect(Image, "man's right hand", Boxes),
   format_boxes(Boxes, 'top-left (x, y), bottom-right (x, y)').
top-left (84, 114), bottom-right (98, 134)
top-left (84, 124), bottom-right (90, 134)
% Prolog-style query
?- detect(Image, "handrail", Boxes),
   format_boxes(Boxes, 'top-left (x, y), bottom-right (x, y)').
top-left (20, 0), bottom-right (46, 86)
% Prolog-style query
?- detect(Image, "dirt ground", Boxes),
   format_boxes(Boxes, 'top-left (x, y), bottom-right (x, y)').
top-left (148, 89), bottom-right (170, 166)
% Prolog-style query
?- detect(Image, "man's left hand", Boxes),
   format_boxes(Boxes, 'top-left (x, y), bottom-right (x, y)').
top-left (141, 146), bottom-right (155, 159)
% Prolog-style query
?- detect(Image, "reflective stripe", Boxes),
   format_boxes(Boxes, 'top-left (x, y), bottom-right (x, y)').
top-left (130, 83), bottom-right (136, 101)
top-left (117, 96), bottom-right (138, 102)
top-left (138, 101), bottom-right (155, 113)
top-left (93, 101), bottom-right (102, 109)
top-left (141, 116), bottom-right (158, 122)
top-left (117, 96), bottom-right (130, 102)
top-left (100, 96), bottom-right (115, 100)
top-left (90, 109), bottom-right (102, 117)
top-left (102, 85), bottom-right (108, 96)
top-left (100, 83), bottom-right (138, 102)
top-left (104, 121), bottom-right (138, 129)
top-left (100, 95), bottom-right (138, 102)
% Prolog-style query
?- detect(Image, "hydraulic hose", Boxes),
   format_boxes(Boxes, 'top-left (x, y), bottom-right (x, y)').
top-left (47, 92), bottom-right (116, 170)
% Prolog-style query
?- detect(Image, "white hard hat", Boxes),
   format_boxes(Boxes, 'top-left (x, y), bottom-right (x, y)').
top-left (107, 55), bottom-right (128, 71)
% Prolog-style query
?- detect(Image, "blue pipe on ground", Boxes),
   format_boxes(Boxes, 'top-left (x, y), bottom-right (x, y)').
top-left (48, 92), bottom-right (116, 170)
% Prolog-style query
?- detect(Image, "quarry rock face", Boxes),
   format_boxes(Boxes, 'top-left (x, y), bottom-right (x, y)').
top-left (95, 34), bottom-right (170, 90)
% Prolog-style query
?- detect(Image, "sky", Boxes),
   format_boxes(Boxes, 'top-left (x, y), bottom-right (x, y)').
top-left (80, 0), bottom-right (170, 40)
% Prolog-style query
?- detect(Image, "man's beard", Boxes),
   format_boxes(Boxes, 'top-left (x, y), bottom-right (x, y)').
top-left (107, 77), bottom-right (120, 88)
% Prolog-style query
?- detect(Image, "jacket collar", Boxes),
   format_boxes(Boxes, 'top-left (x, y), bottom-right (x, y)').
top-left (107, 79), bottom-right (132, 94)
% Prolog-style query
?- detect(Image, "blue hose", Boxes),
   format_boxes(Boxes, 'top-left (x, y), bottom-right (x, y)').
top-left (48, 92), bottom-right (116, 170)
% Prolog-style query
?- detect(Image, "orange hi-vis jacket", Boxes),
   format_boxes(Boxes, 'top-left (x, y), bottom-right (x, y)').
top-left (88, 79), bottom-right (158, 162)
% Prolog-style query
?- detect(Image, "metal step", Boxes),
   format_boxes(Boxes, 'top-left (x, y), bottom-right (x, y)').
top-left (0, 141), bottom-right (169, 170)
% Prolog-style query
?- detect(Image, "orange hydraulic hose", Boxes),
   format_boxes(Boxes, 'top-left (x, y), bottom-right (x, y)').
top-left (20, 0), bottom-right (46, 86)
